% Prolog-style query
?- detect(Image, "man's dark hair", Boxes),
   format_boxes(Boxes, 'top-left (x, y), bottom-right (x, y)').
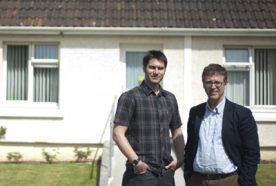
top-left (143, 50), bottom-right (167, 69)
top-left (202, 63), bottom-right (228, 82)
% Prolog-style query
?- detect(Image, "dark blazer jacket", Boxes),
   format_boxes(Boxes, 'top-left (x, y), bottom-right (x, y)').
top-left (184, 99), bottom-right (260, 186)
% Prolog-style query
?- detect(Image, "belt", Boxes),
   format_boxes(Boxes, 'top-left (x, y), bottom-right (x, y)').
top-left (195, 171), bottom-right (238, 180)
top-left (126, 161), bottom-right (171, 177)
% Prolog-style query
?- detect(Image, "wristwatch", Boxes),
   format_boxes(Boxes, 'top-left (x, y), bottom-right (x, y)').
top-left (131, 158), bottom-right (140, 166)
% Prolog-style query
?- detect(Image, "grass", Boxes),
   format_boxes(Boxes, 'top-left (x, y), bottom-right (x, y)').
top-left (257, 163), bottom-right (276, 186)
top-left (0, 163), bottom-right (99, 186)
top-left (0, 162), bottom-right (275, 186)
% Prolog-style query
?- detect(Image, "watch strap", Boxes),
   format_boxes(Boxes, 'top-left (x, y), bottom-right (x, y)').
top-left (131, 158), bottom-right (141, 166)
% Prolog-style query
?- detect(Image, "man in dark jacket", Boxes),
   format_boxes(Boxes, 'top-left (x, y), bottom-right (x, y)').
top-left (184, 64), bottom-right (260, 186)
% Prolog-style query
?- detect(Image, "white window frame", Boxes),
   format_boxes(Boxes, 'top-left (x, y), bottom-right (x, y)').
top-left (223, 46), bottom-right (276, 121)
top-left (0, 42), bottom-right (62, 118)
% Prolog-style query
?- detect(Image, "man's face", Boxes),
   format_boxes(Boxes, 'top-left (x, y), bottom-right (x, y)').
top-left (144, 58), bottom-right (166, 86)
top-left (203, 73), bottom-right (227, 104)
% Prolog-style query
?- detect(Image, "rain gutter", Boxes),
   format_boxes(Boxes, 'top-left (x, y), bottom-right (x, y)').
top-left (0, 27), bottom-right (276, 37)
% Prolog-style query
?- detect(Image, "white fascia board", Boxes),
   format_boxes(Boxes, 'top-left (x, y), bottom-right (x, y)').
top-left (0, 27), bottom-right (276, 37)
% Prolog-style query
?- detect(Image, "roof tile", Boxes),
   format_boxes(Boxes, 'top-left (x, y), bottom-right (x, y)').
top-left (0, 0), bottom-right (275, 28)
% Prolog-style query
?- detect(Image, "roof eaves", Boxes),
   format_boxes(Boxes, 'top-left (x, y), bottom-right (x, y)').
top-left (0, 26), bottom-right (276, 37)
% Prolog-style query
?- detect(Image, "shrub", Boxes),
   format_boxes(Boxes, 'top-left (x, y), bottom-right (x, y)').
top-left (0, 126), bottom-right (7, 138)
top-left (7, 152), bottom-right (23, 163)
top-left (42, 149), bottom-right (58, 163)
top-left (74, 148), bottom-right (92, 162)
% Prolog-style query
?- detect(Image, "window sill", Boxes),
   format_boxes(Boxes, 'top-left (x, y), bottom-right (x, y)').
top-left (0, 104), bottom-right (63, 119)
top-left (252, 109), bottom-right (276, 122)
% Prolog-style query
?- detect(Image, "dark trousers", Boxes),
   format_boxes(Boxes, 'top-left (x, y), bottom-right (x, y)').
top-left (122, 165), bottom-right (175, 186)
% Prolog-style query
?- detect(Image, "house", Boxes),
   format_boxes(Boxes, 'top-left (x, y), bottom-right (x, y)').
top-left (0, 0), bottom-right (275, 169)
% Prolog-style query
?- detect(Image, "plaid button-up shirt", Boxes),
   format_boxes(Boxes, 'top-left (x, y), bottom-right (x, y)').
top-left (114, 81), bottom-right (182, 168)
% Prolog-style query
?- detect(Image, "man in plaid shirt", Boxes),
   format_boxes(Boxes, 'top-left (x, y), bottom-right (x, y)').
top-left (113, 50), bottom-right (185, 186)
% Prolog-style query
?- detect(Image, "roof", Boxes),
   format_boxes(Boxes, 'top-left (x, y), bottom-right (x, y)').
top-left (0, 0), bottom-right (276, 29)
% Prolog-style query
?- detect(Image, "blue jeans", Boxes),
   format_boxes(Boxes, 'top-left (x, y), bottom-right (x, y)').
top-left (122, 164), bottom-right (175, 186)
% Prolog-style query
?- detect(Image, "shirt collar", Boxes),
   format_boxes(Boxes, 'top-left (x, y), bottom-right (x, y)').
top-left (206, 97), bottom-right (226, 114)
top-left (140, 80), bottom-right (166, 97)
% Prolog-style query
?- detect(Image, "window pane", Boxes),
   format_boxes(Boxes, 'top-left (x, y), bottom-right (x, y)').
top-left (225, 48), bottom-right (249, 63)
top-left (6, 45), bottom-right (28, 100)
top-left (126, 51), bottom-right (146, 89)
top-left (33, 68), bottom-right (59, 102)
top-left (226, 71), bottom-right (249, 106)
top-left (34, 45), bottom-right (58, 59)
top-left (255, 49), bottom-right (276, 105)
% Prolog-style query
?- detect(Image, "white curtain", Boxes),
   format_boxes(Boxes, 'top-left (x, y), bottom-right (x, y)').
top-left (226, 71), bottom-right (249, 106)
top-left (33, 68), bottom-right (59, 102)
top-left (255, 49), bottom-right (276, 105)
top-left (33, 44), bottom-right (59, 102)
top-left (6, 45), bottom-right (28, 100)
top-left (7, 44), bottom-right (59, 103)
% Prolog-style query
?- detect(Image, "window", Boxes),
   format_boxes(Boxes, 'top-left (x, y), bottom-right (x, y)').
top-left (6, 44), bottom-right (59, 103)
top-left (126, 51), bottom-right (146, 89)
top-left (255, 49), bottom-right (276, 105)
top-left (224, 47), bottom-right (276, 107)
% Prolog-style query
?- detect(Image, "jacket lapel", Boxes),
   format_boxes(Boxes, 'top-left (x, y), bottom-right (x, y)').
top-left (194, 104), bottom-right (206, 134)
top-left (222, 99), bottom-right (232, 135)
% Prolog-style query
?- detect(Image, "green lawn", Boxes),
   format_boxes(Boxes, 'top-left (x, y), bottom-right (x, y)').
top-left (0, 163), bottom-right (99, 186)
top-left (257, 163), bottom-right (276, 186)
top-left (0, 163), bottom-right (274, 186)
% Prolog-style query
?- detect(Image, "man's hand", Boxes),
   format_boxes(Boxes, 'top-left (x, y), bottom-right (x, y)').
top-left (165, 159), bottom-right (183, 170)
top-left (133, 161), bottom-right (151, 174)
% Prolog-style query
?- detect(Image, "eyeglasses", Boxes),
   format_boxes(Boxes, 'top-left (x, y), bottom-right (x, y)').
top-left (204, 81), bottom-right (224, 88)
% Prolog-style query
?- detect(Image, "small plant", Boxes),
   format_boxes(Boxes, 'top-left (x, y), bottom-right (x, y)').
top-left (7, 152), bottom-right (23, 163)
top-left (42, 149), bottom-right (58, 163)
top-left (0, 126), bottom-right (7, 138)
top-left (74, 147), bottom-right (92, 162)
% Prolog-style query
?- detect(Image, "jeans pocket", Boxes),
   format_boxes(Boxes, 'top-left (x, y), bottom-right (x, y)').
top-left (133, 171), bottom-right (153, 181)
